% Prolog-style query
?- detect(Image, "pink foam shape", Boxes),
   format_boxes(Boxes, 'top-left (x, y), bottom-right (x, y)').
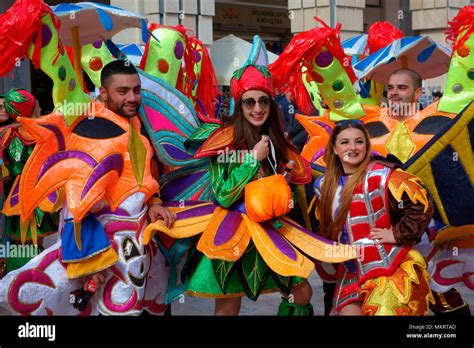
top-left (9, 269), bottom-right (55, 314)
top-left (432, 259), bottom-right (474, 289)
top-left (102, 277), bottom-right (138, 313)
top-left (144, 106), bottom-right (185, 136)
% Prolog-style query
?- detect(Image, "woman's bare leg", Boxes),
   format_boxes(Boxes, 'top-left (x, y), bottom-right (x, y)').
top-left (339, 302), bottom-right (362, 315)
top-left (278, 281), bottom-right (314, 315)
top-left (290, 281), bottom-right (313, 305)
top-left (215, 297), bottom-right (242, 316)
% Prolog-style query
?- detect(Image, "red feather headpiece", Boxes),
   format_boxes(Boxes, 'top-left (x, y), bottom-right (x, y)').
top-left (181, 32), bottom-right (219, 118)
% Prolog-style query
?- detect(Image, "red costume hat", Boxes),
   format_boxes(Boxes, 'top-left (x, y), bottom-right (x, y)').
top-left (230, 64), bottom-right (274, 102)
top-left (4, 88), bottom-right (36, 119)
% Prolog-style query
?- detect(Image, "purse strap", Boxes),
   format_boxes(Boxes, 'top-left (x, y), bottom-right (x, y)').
top-left (266, 137), bottom-right (278, 175)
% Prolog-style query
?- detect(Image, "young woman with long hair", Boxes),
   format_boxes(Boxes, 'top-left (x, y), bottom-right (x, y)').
top-left (186, 64), bottom-right (317, 315)
top-left (313, 120), bottom-right (435, 315)
top-left (146, 64), bottom-right (354, 316)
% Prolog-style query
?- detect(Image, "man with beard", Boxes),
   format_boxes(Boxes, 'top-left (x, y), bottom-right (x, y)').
top-left (382, 68), bottom-right (469, 316)
top-left (99, 61), bottom-right (143, 119)
top-left (0, 60), bottom-right (175, 315)
top-left (386, 69), bottom-right (423, 121)
top-left (74, 60), bottom-right (176, 305)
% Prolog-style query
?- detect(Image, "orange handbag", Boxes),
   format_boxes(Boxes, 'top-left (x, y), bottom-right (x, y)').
top-left (244, 173), bottom-right (292, 222)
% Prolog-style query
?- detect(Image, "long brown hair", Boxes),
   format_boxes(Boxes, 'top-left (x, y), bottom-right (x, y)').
top-left (222, 95), bottom-right (297, 173)
top-left (318, 121), bottom-right (373, 241)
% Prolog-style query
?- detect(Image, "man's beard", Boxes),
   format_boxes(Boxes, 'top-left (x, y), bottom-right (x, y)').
top-left (108, 101), bottom-right (141, 118)
top-left (389, 101), bottom-right (418, 118)
top-left (119, 104), bottom-right (140, 118)
top-left (388, 93), bottom-right (418, 118)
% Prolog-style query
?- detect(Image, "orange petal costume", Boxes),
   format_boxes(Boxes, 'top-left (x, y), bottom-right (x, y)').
top-left (18, 102), bottom-right (158, 224)
top-left (18, 102), bottom-right (158, 277)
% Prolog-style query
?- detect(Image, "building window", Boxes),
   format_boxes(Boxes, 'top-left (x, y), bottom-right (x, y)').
top-left (366, 0), bottom-right (382, 8)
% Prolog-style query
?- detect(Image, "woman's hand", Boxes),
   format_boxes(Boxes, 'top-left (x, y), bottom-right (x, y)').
top-left (252, 135), bottom-right (270, 162)
top-left (148, 204), bottom-right (177, 227)
top-left (369, 227), bottom-right (396, 244)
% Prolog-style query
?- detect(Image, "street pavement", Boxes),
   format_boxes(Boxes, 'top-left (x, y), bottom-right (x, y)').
top-left (171, 270), bottom-right (474, 315)
top-left (0, 271), bottom-right (471, 316)
top-left (171, 270), bottom-right (325, 315)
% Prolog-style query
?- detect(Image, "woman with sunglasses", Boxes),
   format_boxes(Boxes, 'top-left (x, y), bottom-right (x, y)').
top-left (165, 64), bottom-right (354, 315)
top-left (312, 120), bottom-right (435, 315)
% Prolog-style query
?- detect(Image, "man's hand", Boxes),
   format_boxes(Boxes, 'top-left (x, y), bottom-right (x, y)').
top-left (148, 204), bottom-right (177, 228)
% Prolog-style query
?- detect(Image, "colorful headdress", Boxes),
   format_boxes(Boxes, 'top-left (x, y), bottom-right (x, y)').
top-left (4, 89), bottom-right (36, 119)
top-left (230, 64), bottom-right (274, 102)
top-left (438, 5), bottom-right (474, 114)
top-left (140, 24), bottom-right (219, 117)
top-left (270, 18), bottom-right (363, 121)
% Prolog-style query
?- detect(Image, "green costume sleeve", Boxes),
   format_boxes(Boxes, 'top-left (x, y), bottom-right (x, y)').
top-left (210, 152), bottom-right (260, 208)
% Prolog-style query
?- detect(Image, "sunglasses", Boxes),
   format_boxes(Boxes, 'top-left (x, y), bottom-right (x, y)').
top-left (241, 96), bottom-right (271, 109)
top-left (335, 119), bottom-right (363, 127)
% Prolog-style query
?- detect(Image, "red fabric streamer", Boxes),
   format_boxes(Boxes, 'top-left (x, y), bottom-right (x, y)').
top-left (176, 66), bottom-right (185, 93)
top-left (175, 28), bottom-right (218, 118)
top-left (446, 5), bottom-right (474, 53)
top-left (367, 21), bottom-right (404, 54)
top-left (0, 0), bottom-right (53, 76)
top-left (181, 34), bottom-right (198, 96)
top-left (183, 35), bottom-right (219, 117)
